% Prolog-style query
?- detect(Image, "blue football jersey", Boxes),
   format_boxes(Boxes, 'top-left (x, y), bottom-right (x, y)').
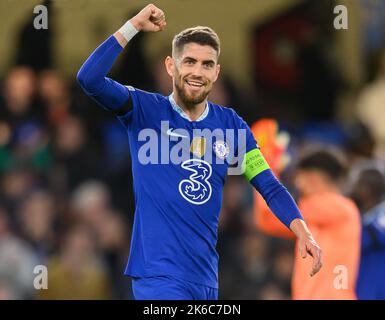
top-left (357, 201), bottom-right (385, 299)
top-left (77, 35), bottom-right (304, 290)
top-left (117, 87), bottom-right (257, 288)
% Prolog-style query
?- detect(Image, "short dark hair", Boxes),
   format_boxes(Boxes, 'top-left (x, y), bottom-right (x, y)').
top-left (172, 26), bottom-right (221, 58)
top-left (355, 167), bottom-right (385, 201)
top-left (297, 149), bottom-right (346, 182)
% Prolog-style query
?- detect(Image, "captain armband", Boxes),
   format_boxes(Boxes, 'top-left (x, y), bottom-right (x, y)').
top-left (242, 148), bottom-right (270, 181)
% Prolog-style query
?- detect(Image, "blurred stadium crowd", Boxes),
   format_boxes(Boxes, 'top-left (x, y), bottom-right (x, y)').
top-left (1, 0), bottom-right (385, 300)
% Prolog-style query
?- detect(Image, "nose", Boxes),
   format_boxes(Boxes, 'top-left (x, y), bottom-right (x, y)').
top-left (190, 63), bottom-right (205, 78)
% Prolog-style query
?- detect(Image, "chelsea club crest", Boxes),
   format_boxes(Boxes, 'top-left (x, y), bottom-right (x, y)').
top-left (213, 140), bottom-right (229, 159)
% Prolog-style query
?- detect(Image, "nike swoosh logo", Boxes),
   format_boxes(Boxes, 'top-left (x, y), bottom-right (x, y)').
top-left (166, 128), bottom-right (188, 138)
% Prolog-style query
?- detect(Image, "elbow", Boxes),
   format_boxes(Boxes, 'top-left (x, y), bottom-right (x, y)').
top-left (76, 67), bottom-right (88, 91)
top-left (76, 65), bottom-right (101, 95)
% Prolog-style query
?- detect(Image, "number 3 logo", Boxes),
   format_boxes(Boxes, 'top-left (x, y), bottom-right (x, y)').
top-left (178, 159), bottom-right (212, 205)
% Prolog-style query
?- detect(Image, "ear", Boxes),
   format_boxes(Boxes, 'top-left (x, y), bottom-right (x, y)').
top-left (165, 56), bottom-right (175, 77)
top-left (213, 64), bottom-right (221, 82)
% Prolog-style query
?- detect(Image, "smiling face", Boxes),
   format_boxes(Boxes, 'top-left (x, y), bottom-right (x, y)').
top-left (165, 42), bottom-right (220, 109)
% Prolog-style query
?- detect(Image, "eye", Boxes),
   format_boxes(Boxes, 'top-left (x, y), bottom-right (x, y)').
top-left (204, 62), bottom-right (215, 69)
top-left (185, 60), bottom-right (194, 65)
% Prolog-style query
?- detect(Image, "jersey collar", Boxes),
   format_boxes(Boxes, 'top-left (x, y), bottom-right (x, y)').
top-left (168, 94), bottom-right (209, 122)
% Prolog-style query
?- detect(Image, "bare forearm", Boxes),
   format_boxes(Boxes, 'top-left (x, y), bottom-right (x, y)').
top-left (290, 218), bottom-right (313, 239)
top-left (113, 31), bottom-right (128, 48)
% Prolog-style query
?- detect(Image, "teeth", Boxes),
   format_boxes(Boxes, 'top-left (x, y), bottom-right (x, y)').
top-left (187, 80), bottom-right (203, 87)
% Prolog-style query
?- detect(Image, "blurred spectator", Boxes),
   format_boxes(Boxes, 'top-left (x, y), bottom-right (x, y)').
top-left (0, 121), bottom-right (12, 171)
top-left (70, 181), bottom-right (132, 298)
top-left (13, 122), bottom-right (51, 173)
top-left (347, 162), bottom-right (385, 299)
top-left (50, 116), bottom-right (102, 192)
top-left (0, 168), bottom-right (39, 217)
top-left (344, 122), bottom-right (375, 167)
top-left (96, 211), bottom-right (132, 299)
top-left (356, 52), bottom-right (385, 156)
top-left (70, 180), bottom-right (111, 229)
top-left (0, 207), bottom-right (39, 299)
top-left (16, 189), bottom-right (57, 260)
top-left (0, 66), bottom-right (50, 173)
top-left (0, 66), bottom-right (44, 126)
top-left (39, 224), bottom-right (112, 299)
top-left (37, 70), bottom-right (71, 127)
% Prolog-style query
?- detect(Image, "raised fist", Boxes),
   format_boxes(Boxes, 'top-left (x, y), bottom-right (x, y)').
top-left (130, 3), bottom-right (166, 32)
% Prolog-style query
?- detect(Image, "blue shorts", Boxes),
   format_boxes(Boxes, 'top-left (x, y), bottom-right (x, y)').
top-left (131, 276), bottom-right (218, 300)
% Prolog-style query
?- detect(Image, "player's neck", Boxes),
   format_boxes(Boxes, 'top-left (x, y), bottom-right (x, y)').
top-left (302, 183), bottom-right (340, 198)
top-left (172, 92), bottom-right (207, 121)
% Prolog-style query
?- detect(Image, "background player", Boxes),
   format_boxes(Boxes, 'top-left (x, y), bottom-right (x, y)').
top-left (255, 148), bottom-right (360, 299)
top-left (348, 164), bottom-right (385, 299)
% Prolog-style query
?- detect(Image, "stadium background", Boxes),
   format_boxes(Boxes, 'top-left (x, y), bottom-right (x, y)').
top-left (0, 0), bottom-right (385, 299)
